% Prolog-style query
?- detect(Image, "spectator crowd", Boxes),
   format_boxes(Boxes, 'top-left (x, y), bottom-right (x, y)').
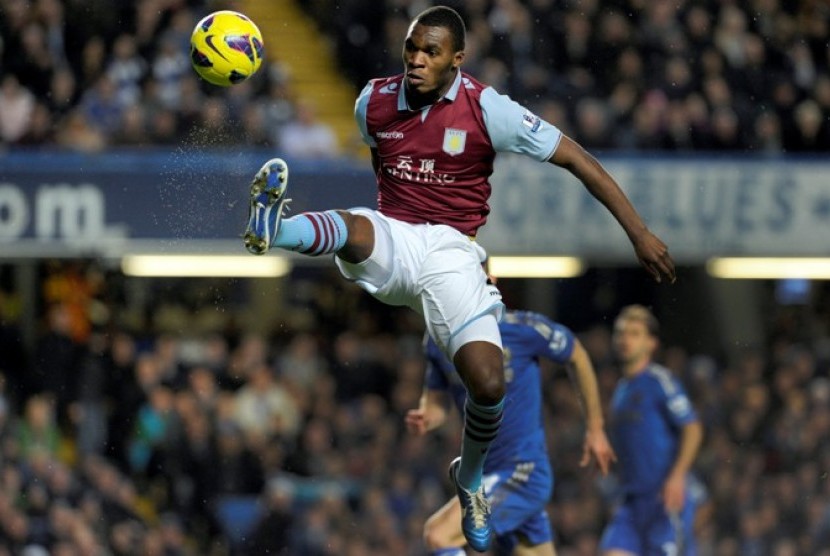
top-left (0, 260), bottom-right (829, 555)
top-left (1, 0), bottom-right (828, 154)
top-left (0, 0), bottom-right (340, 156)
top-left (313, 0), bottom-right (830, 154)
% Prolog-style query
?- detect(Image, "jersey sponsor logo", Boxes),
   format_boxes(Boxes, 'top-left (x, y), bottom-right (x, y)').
top-left (442, 128), bottom-right (467, 156)
top-left (384, 155), bottom-right (456, 184)
top-left (375, 130), bottom-right (404, 139)
top-left (522, 110), bottom-right (542, 133)
top-left (379, 82), bottom-right (399, 94)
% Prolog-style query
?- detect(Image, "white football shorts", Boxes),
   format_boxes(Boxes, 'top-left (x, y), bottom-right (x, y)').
top-left (334, 208), bottom-right (504, 358)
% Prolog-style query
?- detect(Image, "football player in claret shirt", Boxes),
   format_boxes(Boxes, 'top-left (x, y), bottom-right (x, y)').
top-left (600, 305), bottom-right (703, 556)
top-left (243, 6), bottom-right (674, 551)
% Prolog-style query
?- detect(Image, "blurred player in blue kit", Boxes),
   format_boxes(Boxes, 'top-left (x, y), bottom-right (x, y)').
top-left (407, 294), bottom-right (616, 555)
top-left (600, 305), bottom-right (703, 556)
top-left (244, 5), bottom-right (674, 550)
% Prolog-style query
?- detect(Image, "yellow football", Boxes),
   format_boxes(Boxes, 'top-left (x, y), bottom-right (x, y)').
top-left (190, 10), bottom-right (264, 87)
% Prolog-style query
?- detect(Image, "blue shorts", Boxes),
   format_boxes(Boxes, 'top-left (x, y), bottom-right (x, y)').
top-left (481, 459), bottom-right (554, 552)
top-left (599, 489), bottom-right (697, 556)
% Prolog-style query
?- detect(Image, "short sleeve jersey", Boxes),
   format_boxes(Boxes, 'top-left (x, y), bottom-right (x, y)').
top-left (425, 310), bottom-right (575, 471)
top-left (355, 71), bottom-right (562, 236)
top-left (609, 364), bottom-right (699, 495)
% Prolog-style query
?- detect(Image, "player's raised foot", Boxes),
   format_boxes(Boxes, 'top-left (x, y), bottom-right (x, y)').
top-left (243, 158), bottom-right (291, 255)
top-left (448, 457), bottom-right (492, 552)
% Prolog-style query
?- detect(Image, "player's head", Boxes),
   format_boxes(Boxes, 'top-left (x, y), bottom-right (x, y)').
top-left (403, 6), bottom-right (466, 101)
top-left (612, 304), bottom-right (659, 369)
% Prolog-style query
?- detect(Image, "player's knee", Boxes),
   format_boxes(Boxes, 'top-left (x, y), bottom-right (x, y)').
top-left (455, 345), bottom-right (505, 404)
top-left (337, 211), bottom-right (374, 263)
top-left (467, 363), bottom-right (505, 405)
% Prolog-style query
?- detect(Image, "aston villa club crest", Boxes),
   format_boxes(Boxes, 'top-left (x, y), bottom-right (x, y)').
top-left (442, 128), bottom-right (467, 156)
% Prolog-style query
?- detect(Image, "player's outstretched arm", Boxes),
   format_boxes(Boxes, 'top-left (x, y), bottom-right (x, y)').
top-left (568, 340), bottom-right (617, 476)
top-left (405, 389), bottom-right (451, 436)
top-left (549, 136), bottom-right (676, 284)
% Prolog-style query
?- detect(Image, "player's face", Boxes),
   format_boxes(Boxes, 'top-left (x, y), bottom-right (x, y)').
top-left (402, 23), bottom-right (464, 104)
top-left (612, 318), bottom-right (657, 367)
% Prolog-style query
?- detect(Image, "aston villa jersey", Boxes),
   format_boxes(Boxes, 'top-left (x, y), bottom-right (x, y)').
top-left (355, 71), bottom-right (562, 236)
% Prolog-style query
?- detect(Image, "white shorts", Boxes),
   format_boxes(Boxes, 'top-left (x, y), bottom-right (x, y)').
top-left (334, 209), bottom-right (504, 358)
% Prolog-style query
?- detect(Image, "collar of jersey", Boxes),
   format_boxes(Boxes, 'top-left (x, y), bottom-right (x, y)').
top-left (398, 70), bottom-right (462, 112)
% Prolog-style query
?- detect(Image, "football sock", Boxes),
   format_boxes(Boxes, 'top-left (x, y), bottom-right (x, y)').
top-left (274, 210), bottom-right (348, 255)
top-left (457, 397), bottom-right (504, 492)
top-left (431, 549), bottom-right (465, 556)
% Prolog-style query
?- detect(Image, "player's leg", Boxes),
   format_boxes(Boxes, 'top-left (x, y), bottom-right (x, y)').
top-left (243, 158), bottom-right (375, 260)
top-left (453, 339), bottom-right (506, 490)
top-left (447, 328), bottom-right (505, 552)
top-left (418, 230), bottom-right (506, 552)
top-left (423, 497), bottom-right (466, 555)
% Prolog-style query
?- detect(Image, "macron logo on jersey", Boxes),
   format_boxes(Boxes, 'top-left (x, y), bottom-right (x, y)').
top-left (376, 131), bottom-right (404, 139)
top-left (522, 110), bottom-right (543, 133)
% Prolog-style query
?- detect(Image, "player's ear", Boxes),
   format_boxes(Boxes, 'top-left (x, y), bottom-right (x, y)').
top-left (453, 50), bottom-right (465, 69)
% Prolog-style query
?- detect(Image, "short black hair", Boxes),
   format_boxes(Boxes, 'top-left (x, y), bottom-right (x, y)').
top-left (414, 6), bottom-right (466, 52)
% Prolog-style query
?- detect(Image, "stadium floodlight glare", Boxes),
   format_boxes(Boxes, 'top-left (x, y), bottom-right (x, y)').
top-left (487, 256), bottom-right (584, 278)
top-left (706, 257), bottom-right (830, 280)
top-left (121, 255), bottom-right (291, 278)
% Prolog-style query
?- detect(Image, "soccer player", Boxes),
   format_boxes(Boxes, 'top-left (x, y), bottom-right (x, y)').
top-left (600, 305), bottom-right (704, 556)
top-left (243, 6), bottom-right (675, 550)
top-left (406, 308), bottom-right (616, 556)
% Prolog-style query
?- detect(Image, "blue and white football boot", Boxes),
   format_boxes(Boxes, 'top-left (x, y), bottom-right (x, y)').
top-left (448, 457), bottom-right (493, 552)
top-left (244, 158), bottom-right (291, 255)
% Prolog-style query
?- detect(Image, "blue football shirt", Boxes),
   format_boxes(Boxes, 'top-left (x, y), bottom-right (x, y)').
top-left (425, 310), bottom-right (575, 471)
top-left (608, 364), bottom-right (699, 495)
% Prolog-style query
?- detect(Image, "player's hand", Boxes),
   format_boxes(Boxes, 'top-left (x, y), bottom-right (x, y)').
top-left (405, 408), bottom-right (429, 436)
top-left (661, 471), bottom-right (686, 512)
top-left (632, 230), bottom-right (676, 284)
top-left (580, 427), bottom-right (617, 476)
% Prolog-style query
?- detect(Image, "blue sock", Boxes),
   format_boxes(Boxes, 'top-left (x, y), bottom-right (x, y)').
top-left (431, 549), bottom-right (465, 556)
top-left (274, 210), bottom-right (348, 255)
top-left (457, 397), bottom-right (504, 492)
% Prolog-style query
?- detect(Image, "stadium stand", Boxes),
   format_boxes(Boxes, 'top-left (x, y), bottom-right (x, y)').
top-left (1, 0), bottom-right (828, 154)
